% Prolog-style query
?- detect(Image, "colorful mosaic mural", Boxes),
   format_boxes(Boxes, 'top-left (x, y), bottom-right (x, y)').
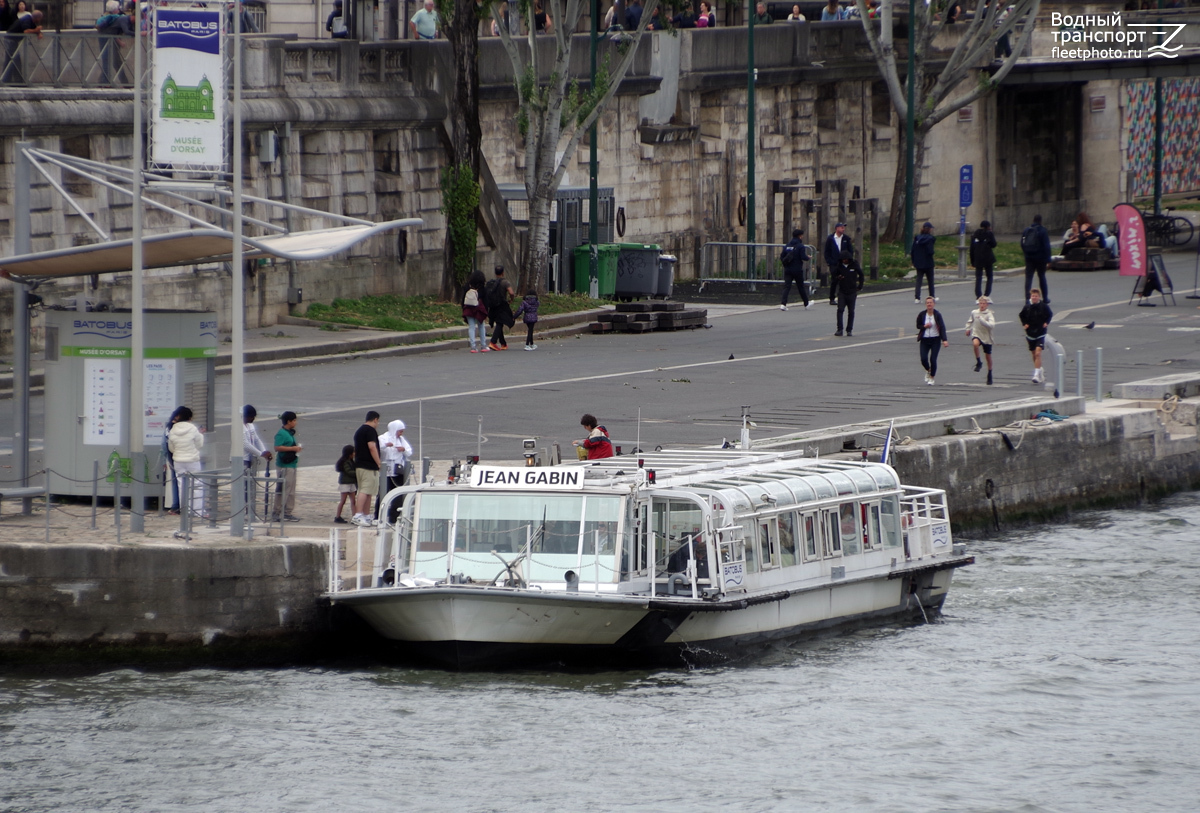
top-left (1126, 79), bottom-right (1200, 198)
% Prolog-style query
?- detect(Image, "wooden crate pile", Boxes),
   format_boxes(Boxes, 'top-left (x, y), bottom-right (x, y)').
top-left (590, 301), bottom-right (708, 334)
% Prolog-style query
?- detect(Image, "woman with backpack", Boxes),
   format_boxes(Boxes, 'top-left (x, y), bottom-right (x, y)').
top-left (462, 269), bottom-right (489, 353)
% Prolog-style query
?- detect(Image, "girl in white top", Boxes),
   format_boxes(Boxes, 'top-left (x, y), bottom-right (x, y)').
top-left (965, 296), bottom-right (997, 385)
top-left (167, 406), bottom-right (205, 514)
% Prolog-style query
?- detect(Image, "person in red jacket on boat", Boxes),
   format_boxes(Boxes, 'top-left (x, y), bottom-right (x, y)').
top-left (573, 414), bottom-right (613, 459)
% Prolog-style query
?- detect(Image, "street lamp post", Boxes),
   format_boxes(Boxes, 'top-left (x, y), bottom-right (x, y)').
top-left (747, 5), bottom-right (757, 278)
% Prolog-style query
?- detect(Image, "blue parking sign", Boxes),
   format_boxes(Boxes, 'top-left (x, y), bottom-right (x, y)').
top-left (959, 165), bottom-right (973, 208)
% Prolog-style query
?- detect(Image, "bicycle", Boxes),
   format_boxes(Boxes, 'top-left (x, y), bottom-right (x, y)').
top-left (1142, 208), bottom-right (1194, 246)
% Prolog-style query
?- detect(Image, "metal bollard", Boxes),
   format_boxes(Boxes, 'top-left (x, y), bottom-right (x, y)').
top-left (112, 461), bottom-right (122, 544)
top-left (1076, 350), bottom-right (1084, 398)
top-left (1095, 347), bottom-right (1104, 403)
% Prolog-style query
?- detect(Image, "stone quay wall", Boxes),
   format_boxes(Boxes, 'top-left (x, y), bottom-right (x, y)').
top-left (0, 540), bottom-right (329, 656)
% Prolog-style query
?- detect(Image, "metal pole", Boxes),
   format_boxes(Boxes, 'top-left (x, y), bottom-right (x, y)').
top-left (1153, 0), bottom-right (1164, 216)
top-left (588, 0), bottom-right (599, 299)
top-left (747, 11), bottom-right (757, 280)
top-left (230, 4), bottom-right (247, 536)
top-left (13, 141), bottom-right (33, 515)
top-left (904, 0), bottom-right (916, 251)
top-left (1076, 349), bottom-right (1083, 397)
top-left (1095, 347), bottom-right (1103, 403)
top-left (957, 206), bottom-right (967, 278)
top-left (130, 17), bottom-right (146, 533)
top-left (91, 459), bottom-right (99, 530)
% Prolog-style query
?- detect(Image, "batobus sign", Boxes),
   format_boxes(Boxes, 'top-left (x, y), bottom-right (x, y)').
top-left (152, 9), bottom-right (224, 168)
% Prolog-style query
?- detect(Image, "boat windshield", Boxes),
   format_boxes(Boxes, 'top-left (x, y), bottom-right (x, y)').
top-left (412, 492), bottom-right (623, 584)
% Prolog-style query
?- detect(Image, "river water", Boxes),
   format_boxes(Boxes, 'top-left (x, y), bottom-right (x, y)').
top-left (3, 494), bottom-right (1200, 813)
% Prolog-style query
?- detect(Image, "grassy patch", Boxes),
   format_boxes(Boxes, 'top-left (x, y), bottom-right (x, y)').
top-left (303, 292), bottom-right (605, 332)
top-left (861, 237), bottom-right (1026, 282)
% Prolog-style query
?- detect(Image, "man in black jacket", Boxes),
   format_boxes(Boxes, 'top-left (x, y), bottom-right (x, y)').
top-left (831, 249), bottom-right (864, 337)
top-left (970, 219), bottom-right (997, 299)
top-left (779, 228), bottom-right (810, 310)
top-left (823, 222), bottom-right (853, 305)
top-left (1019, 288), bottom-right (1053, 384)
top-left (911, 221), bottom-right (937, 302)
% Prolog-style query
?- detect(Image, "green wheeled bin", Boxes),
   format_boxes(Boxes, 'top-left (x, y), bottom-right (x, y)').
top-left (573, 243), bottom-right (619, 297)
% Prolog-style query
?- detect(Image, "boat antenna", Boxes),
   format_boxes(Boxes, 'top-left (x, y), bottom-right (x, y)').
top-left (418, 399), bottom-right (424, 481)
top-left (477, 415), bottom-right (483, 460)
top-left (637, 407), bottom-right (641, 454)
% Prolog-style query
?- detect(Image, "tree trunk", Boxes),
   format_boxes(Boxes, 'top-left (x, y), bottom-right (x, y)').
top-left (440, 0), bottom-right (481, 301)
top-left (882, 124), bottom-right (929, 245)
top-left (523, 192), bottom-right (554, 295)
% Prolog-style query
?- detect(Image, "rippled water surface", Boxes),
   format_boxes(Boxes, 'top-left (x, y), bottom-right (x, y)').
top-left (4, 495), bottom-right (1200, 812)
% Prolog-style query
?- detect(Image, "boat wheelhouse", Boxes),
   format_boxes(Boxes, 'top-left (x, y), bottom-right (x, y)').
top-left (327, 450), bottom-right (972, 669)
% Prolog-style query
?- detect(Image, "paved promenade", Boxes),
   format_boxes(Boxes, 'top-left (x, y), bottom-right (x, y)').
top-left (3, 249), bottom-right (1200, 545)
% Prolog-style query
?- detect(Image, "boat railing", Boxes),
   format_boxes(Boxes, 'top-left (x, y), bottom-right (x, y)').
top-left (899, 487), bottom-right (952, 560)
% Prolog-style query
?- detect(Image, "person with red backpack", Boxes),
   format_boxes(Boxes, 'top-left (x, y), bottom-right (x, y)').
top-left (572, 414), bottom-right (613, 459)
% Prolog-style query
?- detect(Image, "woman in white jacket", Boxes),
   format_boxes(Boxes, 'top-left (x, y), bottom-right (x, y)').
top-left (965, 296), bottom-right (997, 386)
top-left (376, 419), bottom-right (413, 523)
top-left (168, 406), bottom-right (205, 514)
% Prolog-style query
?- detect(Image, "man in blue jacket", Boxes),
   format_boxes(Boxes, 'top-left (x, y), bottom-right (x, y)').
top-left (779, 228), bottom-right (811, 310)
top-left (823, 222), bottom-right (853, 305)
top-left (911, 221), bottom-right (937, 302)
top-left (1021, 213), bottom-right (1052, 304)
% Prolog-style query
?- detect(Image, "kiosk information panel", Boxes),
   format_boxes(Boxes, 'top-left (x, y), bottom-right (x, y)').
top-left (43, 310), bottom-right (217, 497)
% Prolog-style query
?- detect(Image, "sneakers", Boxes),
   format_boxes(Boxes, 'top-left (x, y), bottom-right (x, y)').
top-left (470, 348), bottom-right (479, 353)
top-left (923, 372), bottom-right (932, 385)
top-left (334, 516), bottom-right (348, 524)
top-left (524, 344), bottom-right (538, 351)
top-left (914, 298), bottom-right (921, 304)
top-left (846, 330), bottom-right (853, 337)
top-left (351, 514), bottom-right (377, 527)
top-left (974, 358), bottom-right (983, 373)
top-left (805, 302), bottom-right (812, 309)
top-left (500, 344), bottom-right (509, 350)
top-left (488, 342), bottom-right (501, 351)
top-left (934, 296), bottom-right (939, 302)
top-left (1031, 368), bottom-right (1044, 384)
top-left (987, 371), bottom-right (993, 385)
top-left (481, 346), bottom-right (491, 352)
top-left (284, 514), bottom-right (301, 522)
top-left (834, 329), bottom-right (844, 337)
top-left (780, 304), bottom-right (788, 311)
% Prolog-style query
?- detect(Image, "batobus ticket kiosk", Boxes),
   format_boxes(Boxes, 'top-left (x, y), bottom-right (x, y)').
top-left (42, 309), bottom-right (218, 498)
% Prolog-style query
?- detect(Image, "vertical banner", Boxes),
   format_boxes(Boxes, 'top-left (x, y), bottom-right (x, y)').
top-left (1113, 203), bottom-right (1147, 277)
top-left (151, 9), bottom-right (224, 168)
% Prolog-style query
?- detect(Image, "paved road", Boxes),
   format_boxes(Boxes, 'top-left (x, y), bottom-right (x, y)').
top-left (4, 254), bottom-right (1200, 473)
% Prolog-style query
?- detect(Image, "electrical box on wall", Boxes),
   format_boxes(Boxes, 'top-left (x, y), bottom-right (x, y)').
top-left (287, 287), bottom-right (303, 305)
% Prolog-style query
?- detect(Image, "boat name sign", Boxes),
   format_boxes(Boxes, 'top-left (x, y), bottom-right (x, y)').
top-left (470, 465), bottom-right (585, 491)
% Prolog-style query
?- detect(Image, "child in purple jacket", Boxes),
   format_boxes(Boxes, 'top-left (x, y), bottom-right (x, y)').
top-left (513, 290), bottom-right (540, 351)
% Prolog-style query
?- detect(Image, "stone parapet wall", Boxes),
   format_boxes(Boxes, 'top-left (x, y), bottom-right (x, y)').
top-left (0, 541), bottom-right (329, 649)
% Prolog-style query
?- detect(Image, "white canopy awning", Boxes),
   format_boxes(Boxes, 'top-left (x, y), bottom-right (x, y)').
top-left (0, 219), bottom-right (421, 282)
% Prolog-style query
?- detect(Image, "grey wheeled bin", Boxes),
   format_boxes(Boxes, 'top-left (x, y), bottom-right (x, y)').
top-left (614, 243), bottom-right (661, 299)
top-left (657, 254), bottom-right (676, 299)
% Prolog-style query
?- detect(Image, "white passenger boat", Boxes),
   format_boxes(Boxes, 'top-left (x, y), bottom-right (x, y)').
top-left (327, 450), bottom-right (973, 669)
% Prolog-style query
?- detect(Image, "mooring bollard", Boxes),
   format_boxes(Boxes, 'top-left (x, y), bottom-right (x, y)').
top-left (91, 459), bottom-right (99, 530)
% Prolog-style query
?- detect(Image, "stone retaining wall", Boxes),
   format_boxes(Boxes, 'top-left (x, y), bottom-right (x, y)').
top-left (0, 541), bottom-right (328, 652)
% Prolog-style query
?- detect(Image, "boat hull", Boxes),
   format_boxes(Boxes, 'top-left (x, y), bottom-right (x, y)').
top-left (331, 562), bottom-right (966, 669)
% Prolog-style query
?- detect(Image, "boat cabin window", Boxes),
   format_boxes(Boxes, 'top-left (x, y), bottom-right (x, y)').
top-left (651, 498), bottom-right (705, 575)
top-left (862, 503), bottom-right (880, 551)
top-left (839, 503), bottom-right (861, 556)
top-left (880, 496), bottom-right (902, 548)
top-left (741, 520), bottom-right (759, 573)
top-left (802, 513), bottom-right (819, 560)
top-left (821, 510), bottom-right (843, 557)
top-left (779, 512), bottom-right (797, 567)
top-left (411, 492), bottom-right (623, 584)
top-left (757, 518), bottom-right (779, 569)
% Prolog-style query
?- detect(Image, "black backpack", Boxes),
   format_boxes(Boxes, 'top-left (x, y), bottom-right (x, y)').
top-left (780, 244), bottom-right (797, 266)
top-left (484, 278), bottom-right (505, 309)
top-left (1021, 226), bottom-right (1039, 255)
